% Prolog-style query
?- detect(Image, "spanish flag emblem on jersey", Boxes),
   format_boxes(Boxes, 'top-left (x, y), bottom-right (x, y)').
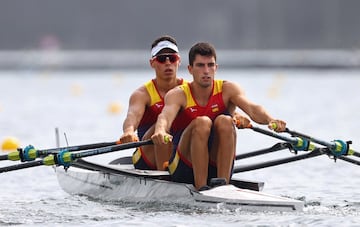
top-left (211, 104), bottom-right (219, 112)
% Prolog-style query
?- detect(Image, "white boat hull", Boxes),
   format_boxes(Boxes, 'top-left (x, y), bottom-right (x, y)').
top-left (55, 159), bottom-right (303, 212)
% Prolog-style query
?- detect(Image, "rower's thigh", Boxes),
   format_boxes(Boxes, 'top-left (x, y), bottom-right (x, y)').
top-left (178, 116), bottom-right (212, 158)
top-left (209, 115), bottom-right (235, 159)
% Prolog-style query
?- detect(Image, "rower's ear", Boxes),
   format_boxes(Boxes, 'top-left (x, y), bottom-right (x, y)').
top-left (149, 59), bottom-right (155, 68)
top-left (187, 64), bottom-right (193, 74)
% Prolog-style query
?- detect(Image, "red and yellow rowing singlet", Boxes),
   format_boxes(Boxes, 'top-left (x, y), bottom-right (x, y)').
top-left (171, 80), bottom-right (228, 143)
top-left (137, 78), bottom-right (184, 139)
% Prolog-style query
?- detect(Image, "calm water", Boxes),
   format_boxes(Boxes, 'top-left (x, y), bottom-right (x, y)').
top-left (0, 69), bottom-right (359, 226)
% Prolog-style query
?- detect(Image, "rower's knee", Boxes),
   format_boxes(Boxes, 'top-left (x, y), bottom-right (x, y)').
top-left (192, 116), bottom-right (212, 137)
top-left (214, 115), bottom-right (234, 133)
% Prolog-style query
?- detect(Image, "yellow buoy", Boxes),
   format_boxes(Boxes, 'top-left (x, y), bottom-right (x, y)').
top-left (108, 102), bottom-right (123, 114)
top-left (267, 73), bottom-right (286, 99)
top-left (70, 84), bottom-right (83, 96)
top-left (1, 137), bottom-right (20, 152)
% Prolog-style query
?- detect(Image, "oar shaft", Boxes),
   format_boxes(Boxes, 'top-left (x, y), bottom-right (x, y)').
top-left (37, 141), bottom-right (118, 155)
top-left (70, 140), bottom-right (153, 159)
top-left (0, 141), bottom-right (119, 162)
top-left (250, 126), bottom-right (317, 151)
top-left (251, 126), bottom-right (298, 144)
top-left (249, 125), bottom-right (360, 166)
top-left (0, 140), bottom-right (154, 172)
top-left (235, 142), bottom-right (291, 160)
top-left (53, 139), bottom-right (154, 167)
top-left (234, 148), bottom-right (324, 173)
top-left (0, 160), bottom-right (44, 173)
top-left (285, 128), bottom-right (360, 157)
top-left (352, 151), bottom-right (360, 157)
top-left (338, 156), bottom-right (360, 166)
top-left (286, 128), bottom-right (334, 148)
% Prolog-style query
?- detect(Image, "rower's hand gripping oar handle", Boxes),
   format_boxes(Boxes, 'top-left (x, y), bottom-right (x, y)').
top-left (234, 118), bottom-right (284, 133)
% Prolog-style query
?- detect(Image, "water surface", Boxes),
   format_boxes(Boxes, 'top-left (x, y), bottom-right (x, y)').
top-left (0, 69), bottom-right (359, 226)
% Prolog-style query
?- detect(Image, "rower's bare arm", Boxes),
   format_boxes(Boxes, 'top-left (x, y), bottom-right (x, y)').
top-left (120, 88), bottom-right (148, 142)
top-left (152, 88), bottom-right (184, 144)
top-left (225, 82), bottom-right (286, 132)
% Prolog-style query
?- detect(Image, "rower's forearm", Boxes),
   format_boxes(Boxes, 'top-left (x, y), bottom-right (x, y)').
top-left (122, 117), bottom-right (138, 134)
top-left (249, 106), bottom-right (273, 125)
top-left (155, 115), bottom-right (169, 134)
top-left (123, 125), bottom-right (135, 134)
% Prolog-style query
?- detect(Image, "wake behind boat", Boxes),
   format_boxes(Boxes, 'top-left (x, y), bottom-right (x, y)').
top-left (55, 157), bottom-right (304, 212)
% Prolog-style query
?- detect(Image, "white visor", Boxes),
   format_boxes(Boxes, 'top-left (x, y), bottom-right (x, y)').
top-left (151, 40), bottom-right (179, 57)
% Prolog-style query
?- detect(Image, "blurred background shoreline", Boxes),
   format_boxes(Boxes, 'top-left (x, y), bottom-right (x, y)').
top-left (2, 0), bottom-right (360, 70)
top-left (1, 49), bottom-right (360, 70)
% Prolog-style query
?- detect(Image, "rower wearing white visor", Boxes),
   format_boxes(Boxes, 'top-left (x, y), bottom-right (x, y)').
top-left (151, 40), bottom-right (179, 57)
top-left (119, 35), bottom-right (186, 171)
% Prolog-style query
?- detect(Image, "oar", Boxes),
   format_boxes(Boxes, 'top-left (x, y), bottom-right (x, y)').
top-left (284, 128), bottom-right (360, 158)
top-left (235, 142), bottom-right (292, 160)
top-left (0, 141), bottom-right (120, 162)
top-left (234, 146), bottom-right (360, 173)
top-left (248, 125), bottom-right (317, 152)
top-left (0, 139), bottom-right (153, 173)
top-left (247, 124), bottom-right (360, 166)
top-left (54, 139), bottom-right (153, 167)
top-left (234, 147), bottom-right (327, 172)
top-left (0, 160), bottom-right (44, 173)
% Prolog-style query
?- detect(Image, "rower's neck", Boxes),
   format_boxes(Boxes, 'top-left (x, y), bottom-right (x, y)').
top-left (154, 77), bottom-right (180, 94)
top-left (190, 82), bottom-right (213, 106)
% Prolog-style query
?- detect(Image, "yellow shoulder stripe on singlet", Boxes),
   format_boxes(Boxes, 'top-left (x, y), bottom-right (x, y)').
top-left (213, 80), bottom-right (223, 95)
top-left (179, 83), bottom-right (196, 108)
top-left (180, 80), bottom-right (223, 108)
top-left (145, 80), bottom-right (162, 106)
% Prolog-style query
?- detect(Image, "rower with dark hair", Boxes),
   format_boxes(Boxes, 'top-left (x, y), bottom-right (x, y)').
top-left (152, 42), bottom-right (286, 190)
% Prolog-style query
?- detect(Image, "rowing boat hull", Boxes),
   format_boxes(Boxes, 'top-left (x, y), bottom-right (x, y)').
top-left (55, 159), bottom-right (303, 212)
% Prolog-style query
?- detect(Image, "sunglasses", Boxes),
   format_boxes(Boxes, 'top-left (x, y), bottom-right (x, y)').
top-left (153, 54), bottom-right (180, 64)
